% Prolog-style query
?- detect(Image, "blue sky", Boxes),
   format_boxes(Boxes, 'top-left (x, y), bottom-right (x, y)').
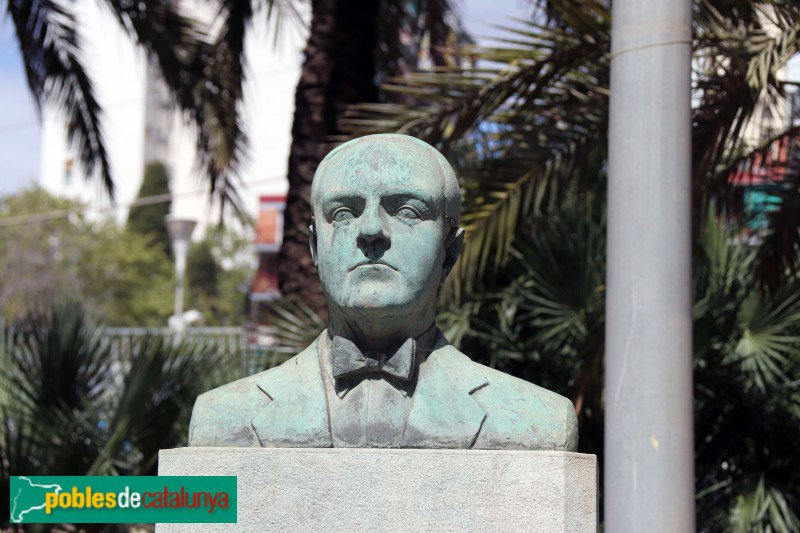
top-left (0, 18), bottom-right (43, 196)
top-left (0, 0), bottom-right (527, 198)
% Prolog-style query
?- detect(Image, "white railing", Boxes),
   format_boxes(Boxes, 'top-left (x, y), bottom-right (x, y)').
top-left (103, 326), bottom-right (279, 377)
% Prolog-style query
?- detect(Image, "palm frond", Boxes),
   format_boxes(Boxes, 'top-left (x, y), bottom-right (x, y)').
top-left (259, 296), bottom-right (326, 360)
top-left (91, 333), bottom-right (225, 475)
top-left (7, 0), bottom-right (113, 197)
top-left (695, 206), bottom-right (800, 396)
top-left (345, 0), bottom-right (800, 292)
top-left (2, 300), bottom-right (111, 414)
top-left (730, 282), bottom-right (800, 393)
top-left (436, 298), bottom-right (484, 348)
top-left (198, 0), bottom-right (305, 213)
top-left (257, 0), bottom-right (308, 46)
top-left (728, 477), bottom-right (800, 533)
top-left (504, 197), bottom-right (606, 363)
top-left (376, 0), bottom-right (462, 84)
top-left (100, 0), bottom-right (252, 214)
top-left (701, 207), bottom-right (759, 295)
top-left (0, 300), bottom-right (115, 497)
top-left (692, 0), bottom-right (800, 199)
top-left (0, 299), bottom-right (231, 492)
top-left (345, 10), bottom-right (610, 290)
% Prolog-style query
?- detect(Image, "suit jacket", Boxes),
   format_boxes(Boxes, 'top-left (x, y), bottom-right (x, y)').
top-left (189, 331), bottom-right (578, 450)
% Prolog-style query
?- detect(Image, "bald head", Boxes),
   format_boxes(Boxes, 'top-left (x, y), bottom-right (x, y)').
top-left (308, 134), bottom-right (465, 340)
top-left (310, 134), bottom-right (461, 226)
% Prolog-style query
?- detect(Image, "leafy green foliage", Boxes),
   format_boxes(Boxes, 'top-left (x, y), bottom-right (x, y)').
top-left (188, 240), bottom-right (220, 299)
top-left (727, 478), bottom-right (800, 533)
top-left (332, 1), bottom-right (800, 528)
top-left (0, 188), bottom-right (256, 327)
top-left (0, 299), bottom-right (235, 526)
top-left (185, 226), bottom-right (255, 326)
top-left (439, 189), bottom-right (607, 455)
top-left (127, 162), bottom-right (172, 258)
top-left (259, 295), bottom-right (328, 357)
top-left (83, 222), bottom-right (175, 325)
top-left (344, 0), bottom-right (800, 295)
top-left (4, 0), bottom-right (264, 211)
top-left (446, 199), bottom-right (800, 530)
top-left (0, 188), bottom-right (174, 325)
top-left (693, 213), bottom-right (800, 531)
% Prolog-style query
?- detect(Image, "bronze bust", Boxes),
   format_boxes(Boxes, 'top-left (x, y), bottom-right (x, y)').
top-left (189, 134), bottom-right (578, 450)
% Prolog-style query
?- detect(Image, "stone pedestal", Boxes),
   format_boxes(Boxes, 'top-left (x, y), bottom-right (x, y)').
top-left (157, 448), bottom-right (597, 532)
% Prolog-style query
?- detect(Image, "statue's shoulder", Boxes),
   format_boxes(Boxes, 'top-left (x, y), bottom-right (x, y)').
top-left (437, 344), bottom-right (578, 451)
top-left (188, 339), bottom-right (321, 447)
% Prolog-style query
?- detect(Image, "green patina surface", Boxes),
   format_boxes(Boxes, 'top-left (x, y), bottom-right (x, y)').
top-left (189, 134), bottom-right (578, 450)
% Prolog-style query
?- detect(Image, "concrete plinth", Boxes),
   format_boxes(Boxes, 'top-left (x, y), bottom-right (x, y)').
top-left (157, 448), bottom-right (597, 532)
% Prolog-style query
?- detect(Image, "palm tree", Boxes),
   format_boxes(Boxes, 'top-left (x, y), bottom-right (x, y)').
top-left (344, 0), bottom-right (800, 292)
top-left (335, 0), bottom-right (800, 528)
top-left (9, 0), bottom-right (463, 301)
top-left (276, 0), bottom-right (464, 315)
top-left (692, 211), bottom-right (800, 531)
top-left (6, 0), bottom-right (250, 208)
top-left (436, 194), bottom-right (800, 530)
top-left (0, 299), bottom-right (237, 526)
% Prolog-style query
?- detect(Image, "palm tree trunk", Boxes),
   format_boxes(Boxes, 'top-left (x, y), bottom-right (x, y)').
top-left (278, 0), bottom-right (380, 318)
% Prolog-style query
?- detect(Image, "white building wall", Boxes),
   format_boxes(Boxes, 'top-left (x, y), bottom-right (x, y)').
top-left (39, 1), bottom-right (307, 234)
top-left (40, 0), bottom-right (147, 214)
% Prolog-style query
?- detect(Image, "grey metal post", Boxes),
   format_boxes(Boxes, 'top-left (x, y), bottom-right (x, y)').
top-left (606, 0), bottom-right (695, 530)
top-left (175, 271), bottom-right (185, 327)
top-left (165, 216), bottom-right (196, 339)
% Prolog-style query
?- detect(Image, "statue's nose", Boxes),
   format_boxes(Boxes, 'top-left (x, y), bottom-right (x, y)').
top-left (357, 207), bottom-right (391, 251)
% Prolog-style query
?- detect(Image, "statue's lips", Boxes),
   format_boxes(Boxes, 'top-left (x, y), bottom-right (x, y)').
top-left (349, 261), bottom-right (398, 272)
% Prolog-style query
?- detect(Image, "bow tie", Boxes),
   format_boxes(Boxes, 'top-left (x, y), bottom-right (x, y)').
top-left (331, 336), bottom-right (416, 381)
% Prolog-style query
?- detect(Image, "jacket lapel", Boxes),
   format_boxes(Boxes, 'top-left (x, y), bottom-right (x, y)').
top-left (250, 334), bottom-right (333, 447)
top-left (402, 340), bottom-right (489, 448)
top-left (250, 331), bottom-right (488, 449)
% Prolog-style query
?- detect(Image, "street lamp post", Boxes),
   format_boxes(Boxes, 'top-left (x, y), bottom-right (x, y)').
top-left (606, 0), bottom-right (695, 529)
top-left (165, 216), bottom-right (197, 338)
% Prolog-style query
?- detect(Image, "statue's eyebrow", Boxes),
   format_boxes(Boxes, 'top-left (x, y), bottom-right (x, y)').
top-left (379, 188), bottom-right (438, 208)
top-left (320, 188), bottom-right (438, 210)
top-left (319, 191), bottom-right (365, 207)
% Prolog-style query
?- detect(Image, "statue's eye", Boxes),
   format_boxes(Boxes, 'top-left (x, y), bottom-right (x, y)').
top-left (395, 206), bottom-right (421, 220)
top-left (332, 208), bottom-right (354, 222)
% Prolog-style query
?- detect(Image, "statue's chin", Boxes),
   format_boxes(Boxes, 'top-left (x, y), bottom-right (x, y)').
top-left (332, 297), bottom-right (415, 317)
top-left (326, 291), bottom-right (422, 322)
top-left (323, 274), bottom-right (437, 322)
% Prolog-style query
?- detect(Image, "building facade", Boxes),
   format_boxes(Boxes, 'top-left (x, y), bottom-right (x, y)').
top-left (38, 0), bottom-right (307, 233)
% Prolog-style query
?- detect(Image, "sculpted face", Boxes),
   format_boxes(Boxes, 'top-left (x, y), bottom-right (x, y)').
top-left (310, 137), bottom-right (461, 324)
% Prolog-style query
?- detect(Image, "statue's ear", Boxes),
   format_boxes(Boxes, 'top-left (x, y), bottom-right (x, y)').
top-left (442, 227), bottom-right (464, 283)
top-left (309, 221), bottom-right (318, 266)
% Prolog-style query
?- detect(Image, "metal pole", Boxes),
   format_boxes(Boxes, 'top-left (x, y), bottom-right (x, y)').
top-left (606, 0), bottom-right (695, 530)
top-left (174, 243), bottom-right (186, 334)
top-left (175, 278), bottom-right (183, 325)
top-left (165, 217), bottom-right (196, 340)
